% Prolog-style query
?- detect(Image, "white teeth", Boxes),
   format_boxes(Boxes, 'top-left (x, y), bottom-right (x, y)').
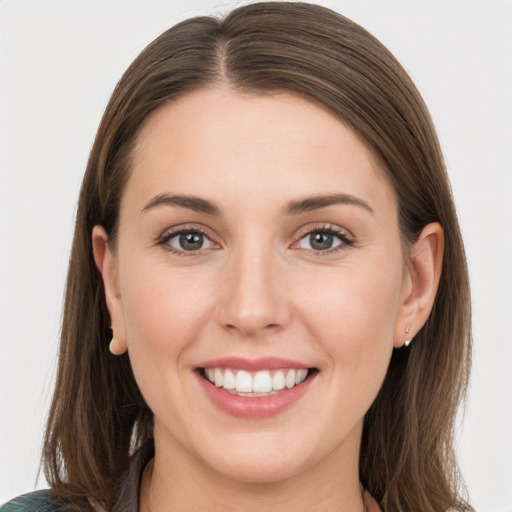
top-left (235, 370), bottom-right (253, 392)
top-left (253, 371), bottom-right (273, 393)
top-left (223, 369), bottom-right (236, 390)
top-left (285, 369), bottom-right (296, 388)
top-left (272, 370), bottom-right (285, 390)
top-left (296, 369), bottom-right (308, 384)
top-left (214, 368), bottom-right (223, 387)
top-left (204, 367), bottom-right (310, 394)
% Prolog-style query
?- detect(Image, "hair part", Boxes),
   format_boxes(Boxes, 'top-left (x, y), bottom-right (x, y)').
top-left (42, 3), bottom-right (472, 511)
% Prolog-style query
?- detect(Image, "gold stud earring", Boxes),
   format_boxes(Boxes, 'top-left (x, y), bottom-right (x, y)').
top-left (404, 325), bottom-right (413, 347)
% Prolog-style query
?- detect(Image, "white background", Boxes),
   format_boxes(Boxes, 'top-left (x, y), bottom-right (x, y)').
top-left (1, 0), bottom-right (511, 510)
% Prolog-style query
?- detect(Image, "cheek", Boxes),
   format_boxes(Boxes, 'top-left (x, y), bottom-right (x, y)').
top-left (296, 258), bottom-right (403, 373)
top-left (118, 260), bottom-right (215, 382)
top-left (122, 261), bottom-right (206, 336)
top-left (295, 265), bottom-right (402, 440)
top-left (117, 260), bottom-right (219, 424)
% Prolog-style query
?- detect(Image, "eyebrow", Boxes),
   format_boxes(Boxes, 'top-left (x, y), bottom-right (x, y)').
top-left (284, 193), bottom-right (374, 215)
top-left (141, 194), bottom-right (222, 216)
top-left (141, 192), bottom-right (373, 217)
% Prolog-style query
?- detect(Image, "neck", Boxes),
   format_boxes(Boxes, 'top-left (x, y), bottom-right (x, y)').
top-left (140, 424), bottom-right (371, 512)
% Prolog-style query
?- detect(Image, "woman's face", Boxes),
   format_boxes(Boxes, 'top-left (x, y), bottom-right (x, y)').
top-left (100, 88), bottom-right (414, 483)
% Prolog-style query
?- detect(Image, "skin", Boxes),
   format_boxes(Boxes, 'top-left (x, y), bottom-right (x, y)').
top-left (93, 88), bottom-right (443, 512)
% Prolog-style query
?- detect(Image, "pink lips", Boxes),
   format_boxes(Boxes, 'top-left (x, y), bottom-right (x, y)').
top-left (195, 357), bottom-right (316, 419)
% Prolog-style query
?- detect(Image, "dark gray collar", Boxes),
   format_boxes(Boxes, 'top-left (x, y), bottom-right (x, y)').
top-left (112, 439), bottom-right (155, 512)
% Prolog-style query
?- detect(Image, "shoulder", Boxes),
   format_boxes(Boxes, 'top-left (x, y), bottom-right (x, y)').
top-left (1, 490), bottom-right (67, 512)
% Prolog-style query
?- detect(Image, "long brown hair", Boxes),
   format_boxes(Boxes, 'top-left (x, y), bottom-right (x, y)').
top-left (42, 3), bottom-right (472, 511)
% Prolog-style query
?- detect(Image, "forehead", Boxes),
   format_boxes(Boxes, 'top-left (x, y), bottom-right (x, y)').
top-left (123, 87), bottom-right (395, 217)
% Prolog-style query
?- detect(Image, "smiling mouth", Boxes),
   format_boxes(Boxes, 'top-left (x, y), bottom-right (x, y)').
top-left (199, 367), bottom-right (317, 397)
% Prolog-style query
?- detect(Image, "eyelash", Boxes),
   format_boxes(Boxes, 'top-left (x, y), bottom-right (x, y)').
top-left (157, 226), bottom-right (215, 257)
top-left (295, 224), bottom-right (354, 255)
top-left (156, 223), bottom-right (354, 256)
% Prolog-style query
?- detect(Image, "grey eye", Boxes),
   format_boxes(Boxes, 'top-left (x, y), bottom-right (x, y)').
top-left (298, 231), bottom-right (343, 251)
top-left (180, 233), bottom-right (204, 251)
top-left (310, 232), bottom-right (334, 250)
top-left (168, 232), bottom-right (214, 251)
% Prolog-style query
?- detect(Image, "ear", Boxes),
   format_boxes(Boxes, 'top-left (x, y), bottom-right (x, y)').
top-left (92, 225), bottom-right (127, 355)
top-left (394, 222), bottom-right (444, 348)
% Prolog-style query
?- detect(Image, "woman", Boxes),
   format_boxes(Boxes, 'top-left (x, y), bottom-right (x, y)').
top-left (1, 2), bottom-right (472, 511)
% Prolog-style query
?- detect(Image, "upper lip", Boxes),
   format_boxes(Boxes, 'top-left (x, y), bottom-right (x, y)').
top-left (196, 357), bottom-right (312, 372)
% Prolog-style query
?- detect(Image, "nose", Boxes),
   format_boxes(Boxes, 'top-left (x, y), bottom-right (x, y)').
top-left (216, 245), bottom-right (291, 338)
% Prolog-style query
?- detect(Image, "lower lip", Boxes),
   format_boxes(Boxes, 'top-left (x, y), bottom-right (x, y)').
top-left (196, 371), bottom-right (315, 419)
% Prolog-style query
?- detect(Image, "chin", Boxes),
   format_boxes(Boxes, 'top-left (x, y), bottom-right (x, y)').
top-left (211, 456), bottom-right (308, 485)
top-left (195, 432), bottom-right (323, 485)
